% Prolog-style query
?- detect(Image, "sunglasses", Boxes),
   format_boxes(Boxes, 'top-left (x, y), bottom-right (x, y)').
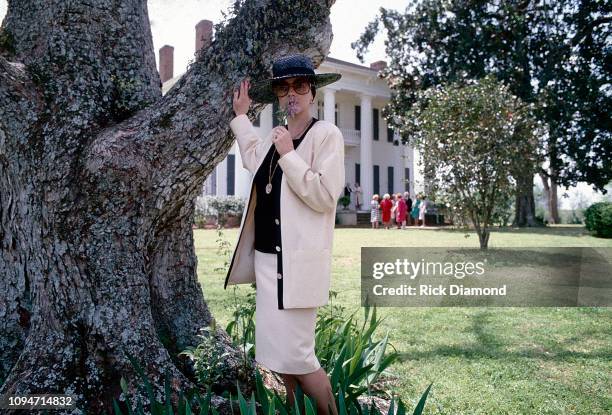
top-left (272, 77), bottom-right (312, 97)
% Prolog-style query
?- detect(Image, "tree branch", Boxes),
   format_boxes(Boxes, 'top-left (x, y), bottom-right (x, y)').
top-left (571, 17), bottom-right (612, 46)
top-left (84, 0), bottom-right (336, 226)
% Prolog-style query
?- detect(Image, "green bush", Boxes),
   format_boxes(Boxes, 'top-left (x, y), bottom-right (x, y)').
top-left (584, 202), bottom-right (612, 238)
top-left (179, 319), bottom-right (236, 390)
top-left (225, 289), bottom-right (257, 362)
top-left (339, 195), bottom-right (351, 209)
top-left (315, 296), bottom-right (400, 409)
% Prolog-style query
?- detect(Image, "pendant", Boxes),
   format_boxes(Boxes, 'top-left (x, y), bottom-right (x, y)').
top-left (265, 183), bottom-right (272, 194)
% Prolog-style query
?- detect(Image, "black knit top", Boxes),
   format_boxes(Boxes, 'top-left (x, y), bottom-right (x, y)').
top-left (253, 118), bottom-right (318, 253)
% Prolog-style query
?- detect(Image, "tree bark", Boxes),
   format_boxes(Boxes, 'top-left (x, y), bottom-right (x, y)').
top-left (512, 172), bottom-right (538, 227)
top-left (0, 0), bottom-right (335, 412)
top-left (539, 170), bottom-right (560, 224)
top-left (477, 229), bottom-right (490, 250)
top-left (549, 176), bottom-right (559, 224)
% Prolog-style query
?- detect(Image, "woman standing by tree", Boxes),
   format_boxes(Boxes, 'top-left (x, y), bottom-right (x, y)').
top-left (380, 194), bottom-right (393, 230)
top-left (228, 54), bottom-right (344, 415)
top-left (370, 194), bottom-right (381, 229)
top-left (411, 194), bottom-right (422, 226)
top-left (404, 192), bottom-right (413, 226)
top-left (419, 195), bottom-right (428, 228)
top-left (395, 193), bottom-right (408, 229)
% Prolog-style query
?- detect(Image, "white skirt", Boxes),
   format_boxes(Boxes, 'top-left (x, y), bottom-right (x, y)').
top-left (254, 250), bottom-right (321, 375)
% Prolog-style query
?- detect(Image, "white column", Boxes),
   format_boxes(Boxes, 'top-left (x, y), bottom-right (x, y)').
top-left (323, 88), bottom-right (336, 123)
top-left (216, 158), bottom-right (227, 196)
top-left (360, 94), bottom-right (373, 204)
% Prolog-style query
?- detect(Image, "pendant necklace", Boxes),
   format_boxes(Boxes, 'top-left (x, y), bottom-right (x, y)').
top-left (266, 118), bottom-right (312, 194)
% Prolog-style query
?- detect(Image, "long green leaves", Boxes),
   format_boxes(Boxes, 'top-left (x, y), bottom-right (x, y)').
top-left (111, 302), bottom-right (432, 414)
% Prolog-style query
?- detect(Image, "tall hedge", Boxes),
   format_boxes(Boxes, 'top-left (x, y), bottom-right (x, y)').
top-left (584, 202), bottom-right (612, 238)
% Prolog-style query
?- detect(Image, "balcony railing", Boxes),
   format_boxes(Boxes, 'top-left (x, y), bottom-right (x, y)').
top-left (339, 127), bottom-right (360, 146)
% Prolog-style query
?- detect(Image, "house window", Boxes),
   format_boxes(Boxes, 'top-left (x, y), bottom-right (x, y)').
top-left (227, 154), bottom-right (235, 195)
top-left (335, 103), bottom-right (338, 125)
top-left (387, 166), bottom-right (394, 195)
top-left (355, 163), bottom-right (360, 185)
top-left (373, 165), bottom-right (380, 195)
top-left (210, 168), bottom-right (217, 195)
top-left (387, 126), bottom-right (393, 142)
top-left (404, 167), bottom-right (410, 192)
top-left (355, 105), bottom-right (361, 130)
top-left (317, 102), bottom-right (338, 124)
top-left (373, 108), bottom-right (379, 141)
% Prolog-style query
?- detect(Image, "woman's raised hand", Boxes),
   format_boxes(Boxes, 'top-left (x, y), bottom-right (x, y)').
top-left (232, 78), bottom-right (252, 116)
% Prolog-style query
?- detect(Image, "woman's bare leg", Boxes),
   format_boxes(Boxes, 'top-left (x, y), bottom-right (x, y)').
top-left (295, 368), bottom-right (338, 415)
top-left (278, 373), bottom-right (301, 409)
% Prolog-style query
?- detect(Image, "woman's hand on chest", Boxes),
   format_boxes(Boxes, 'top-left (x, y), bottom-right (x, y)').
top-left (271, 126), bottom-right (294, 157)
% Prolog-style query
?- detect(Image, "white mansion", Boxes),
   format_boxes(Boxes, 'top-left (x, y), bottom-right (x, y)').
top-left (159, 20), bottom-right (424, 211)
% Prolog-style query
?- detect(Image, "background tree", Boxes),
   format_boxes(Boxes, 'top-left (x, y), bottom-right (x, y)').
top-left (404, 75), bottom-right (543, 249)
top-left (352, 0), bottom-right (611, 226)
top-left (0, 0), bottom-right (336, 411)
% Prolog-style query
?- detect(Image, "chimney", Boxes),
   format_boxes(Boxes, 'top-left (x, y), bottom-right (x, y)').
top-left (159, 45), bottom-right (174, 83)
top-left (195, 19), bottom-right (213, 53)
top-left (370, 60), bottom-right (387, 72)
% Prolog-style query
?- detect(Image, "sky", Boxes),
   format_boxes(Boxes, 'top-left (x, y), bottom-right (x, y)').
top-left (145, 0), bottom-right (404, 75)
top-left (0, 0), bottom-right (609, 208)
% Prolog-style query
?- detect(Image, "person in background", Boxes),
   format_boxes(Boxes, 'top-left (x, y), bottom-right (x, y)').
top-left (390, 193), bottom-right (397, 224)
top-left (419, 194), bottom-right (428, 228)
top-left (395, 193), bottom-right (408, 229)
top-left (370, 194), bottom-right (381, 229)
top-left (380, 193), bottom-right (393, 230)
top-left (344, 182), bottom-right (352, 208)
top-left (354, 183), bottom-right (362, 211)
top-left (411, 194), bottom-right (421, 226)
top-left (404, 192), bottom-right (413, 226)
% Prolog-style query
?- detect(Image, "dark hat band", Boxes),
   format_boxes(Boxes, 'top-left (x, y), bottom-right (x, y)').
top-left (273, 66), bottom-right (315, 79)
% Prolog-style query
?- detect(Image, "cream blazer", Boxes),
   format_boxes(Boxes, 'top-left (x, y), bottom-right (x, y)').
top-left (224, 114), bottom-right (345, 309)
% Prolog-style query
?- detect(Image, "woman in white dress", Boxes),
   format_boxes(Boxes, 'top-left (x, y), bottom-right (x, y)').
top-left (231, 54), bottom-right (341, 415)
top-left (370, 194), bottom-right (380, 229)
top-left (354, 183), bottom-right (362, 210)
top-left (419, 195), bottom-right (428, 227)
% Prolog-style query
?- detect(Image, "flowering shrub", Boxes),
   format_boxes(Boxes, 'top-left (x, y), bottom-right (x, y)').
top-left (195, 195), bottom-right (246, 227)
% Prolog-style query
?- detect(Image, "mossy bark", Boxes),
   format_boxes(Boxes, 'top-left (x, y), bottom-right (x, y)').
top-left (0, 0), bottom-right (335, 412)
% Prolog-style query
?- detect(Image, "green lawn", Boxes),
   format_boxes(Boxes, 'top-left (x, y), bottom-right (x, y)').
top-left (196, 225), bottom-right (612, 415)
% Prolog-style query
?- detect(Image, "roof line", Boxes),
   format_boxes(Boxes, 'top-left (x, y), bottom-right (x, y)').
top-left (320, 56), bottom-right (377, 72)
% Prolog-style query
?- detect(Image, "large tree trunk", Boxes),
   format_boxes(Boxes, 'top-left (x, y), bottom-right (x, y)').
top-left (539, 170), bottom-right (560, 224)
top-left (512, 172), bottom-right (538, 227)
top-left (0, 0), bottom-right (335, 412)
